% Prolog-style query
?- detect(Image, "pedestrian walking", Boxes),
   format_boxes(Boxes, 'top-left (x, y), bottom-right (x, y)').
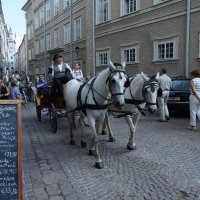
top-left (187, 69), bottom-right (200, 130)
top-left (157, 68), bottom-right (172, 122)
top-left (10, 78), bottom-right (22, 100)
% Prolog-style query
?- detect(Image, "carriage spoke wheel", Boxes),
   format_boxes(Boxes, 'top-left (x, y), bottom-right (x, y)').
top-left (50, 104), bottom-right (57, 133)
top-left (35, 100), bottom-right (41, 122)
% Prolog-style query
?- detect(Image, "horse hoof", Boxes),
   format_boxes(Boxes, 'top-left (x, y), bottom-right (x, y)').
top-left (89, 149), bottom-right (96, 156)
top-left (70, 140), bottom-right (75, 145)
top-left (80, 140), bottom-right (87, 147)
top-left (95, 162), bottom-right (104, 169)
top-left (127, 144), bottom-right (136, 150)
top-left (102, 130), bottom-right (107, 135)
top-left (109, 137), bottom-right (116, 142)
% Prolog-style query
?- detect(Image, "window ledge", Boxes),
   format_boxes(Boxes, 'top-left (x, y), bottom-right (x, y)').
top-left (152, 59), bottom-right (179, 64)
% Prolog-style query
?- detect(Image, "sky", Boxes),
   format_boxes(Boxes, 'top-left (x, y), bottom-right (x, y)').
top-left (2, 0), bottom-right (27, 49)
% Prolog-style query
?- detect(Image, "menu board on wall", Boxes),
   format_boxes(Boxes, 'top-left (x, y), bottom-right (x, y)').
top-left (0, 100), bottom-right (23, 200)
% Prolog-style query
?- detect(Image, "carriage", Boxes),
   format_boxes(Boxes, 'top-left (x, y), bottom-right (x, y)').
top-left (35, 84), bottom-right (67, 133)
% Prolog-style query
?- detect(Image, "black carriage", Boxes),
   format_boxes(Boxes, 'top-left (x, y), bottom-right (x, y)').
top-left (35, 86), bottom-right (67, 133)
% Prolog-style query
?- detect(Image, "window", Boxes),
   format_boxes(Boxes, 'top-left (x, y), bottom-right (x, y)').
top-left (54, 0), bottom-right (59, 16)
top-left (54, 29), bottom-right (60, 48)
top-left (40, 37), bottom-right (45, 52)
top-left (27, 25), bottom-right (31, 40)
top-left (64, 0), bottom-right (70, 8)
top-left (121, 45), bottom-right (139, 64)
top-left (96, 50), bottom-right (110, 66)
top-left (35, 40), bottom-right (40, 54)
top-left (154, 0), bottom-right (169, 5)
top-left (121, 0), bottom-right (138, 16)
top-left (64, 23), bottom-right (71, 44)
top-left (28, 48), bottom-right (32, 60)
top-left (199, 33), bottom-right (200, 58)
top-left (46, 33), bottom-right (51, 50)
top-left (96, 0), bottom-right (110, 24)
top-left (40, 5), bottom-right (44, 26)
top-left (153, 37), bottom-right (179, 61)
top-left (34, 10), bottom-right (39, 30)
top-left (46, 0), bottom-right (51, 22)
top-left (74, 18), bottom-right (81, 41)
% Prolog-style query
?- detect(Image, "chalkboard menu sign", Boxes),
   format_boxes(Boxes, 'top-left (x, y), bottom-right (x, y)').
top-left (0, 100), bottom-right (23, 200)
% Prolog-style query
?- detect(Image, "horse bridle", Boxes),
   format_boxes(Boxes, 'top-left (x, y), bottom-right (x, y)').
top-left (89, 69), bottom-right (128, 101)
top-left (106, 69), bottom-right (129, 97)
top-left (142, 78), bottom-right (158, 106)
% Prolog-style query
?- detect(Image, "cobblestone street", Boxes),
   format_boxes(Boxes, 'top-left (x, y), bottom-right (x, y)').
top-left (22, 102), bottom-right (200, 200)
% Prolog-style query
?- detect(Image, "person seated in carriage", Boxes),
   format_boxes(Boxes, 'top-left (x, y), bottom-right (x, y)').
top-left (48, 53), bottom-right (73, 97)
top-left (36, 73), bottom-right (49, 97)
top-left (72, 63), bottom-right (85, 81)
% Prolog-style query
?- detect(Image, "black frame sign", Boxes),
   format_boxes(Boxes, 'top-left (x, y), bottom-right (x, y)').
top-left (0, 100), bottom-right (23, 200)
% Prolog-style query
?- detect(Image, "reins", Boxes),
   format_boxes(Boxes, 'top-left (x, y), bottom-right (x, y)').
top-left (76, 68), bottom-right (127, 115)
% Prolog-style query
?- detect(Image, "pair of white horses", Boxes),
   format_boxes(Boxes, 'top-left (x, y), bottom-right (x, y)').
top-left (63, 61), bottom-right (159, 169)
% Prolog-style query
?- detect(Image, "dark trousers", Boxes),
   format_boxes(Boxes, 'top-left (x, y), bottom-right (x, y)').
top-left (53, 78), bottom-right (63, 96)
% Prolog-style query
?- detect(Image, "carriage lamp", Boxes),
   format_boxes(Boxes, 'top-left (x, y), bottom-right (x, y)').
top-left (75, 46), bottom-right (80, 58)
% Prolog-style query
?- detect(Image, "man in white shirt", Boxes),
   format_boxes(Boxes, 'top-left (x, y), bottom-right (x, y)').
top-left (157, 68), bottom-right (172, 122)
top-left (48, 53), bottom-right (73, 96)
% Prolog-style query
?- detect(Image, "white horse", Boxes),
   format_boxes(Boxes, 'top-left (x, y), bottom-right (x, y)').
top-left (63, 61), bottom-right (129, 169)
top-left (102, 72), bottom-right (159, 150)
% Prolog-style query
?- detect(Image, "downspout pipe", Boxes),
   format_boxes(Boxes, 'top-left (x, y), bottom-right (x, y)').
top-left (69, 0), bottom-right (73, 68)
top-left (92, 0), bottom-right (96, 77)
top-left (185, 0), bottom-right (191, 77)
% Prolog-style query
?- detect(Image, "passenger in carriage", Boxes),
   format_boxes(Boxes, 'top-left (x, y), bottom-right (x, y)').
top-left (72, 63), bottom-right (85, 81)
top-left (36, 73), bottom-right (49, 97)
top-left (48, 53), bottom-right (73, 97)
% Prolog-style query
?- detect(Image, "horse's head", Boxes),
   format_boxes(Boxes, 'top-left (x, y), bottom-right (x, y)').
top-left (107, 61), bottom-right (128, 108)
top-left (141, 72), bottom-right (159, 113)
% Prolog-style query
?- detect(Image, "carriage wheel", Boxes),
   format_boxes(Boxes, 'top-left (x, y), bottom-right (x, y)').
top-left (35, 101), bottom-right (41, 122)
top-left (50, 104), bottom-right (57, 133)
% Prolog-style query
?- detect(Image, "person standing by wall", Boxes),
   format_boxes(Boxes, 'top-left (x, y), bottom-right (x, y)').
top-left (187, 69), bottom-right (200, 130)
top-left (157, 68), bottom-right (172, 122)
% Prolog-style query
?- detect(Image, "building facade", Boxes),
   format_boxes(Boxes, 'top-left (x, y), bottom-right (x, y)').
top-left (15, 34), bottom-right (27, 74)
top-left (0, 0), bottom-right (9, 74)
top-left (22, 0), bottom-right (200, 78)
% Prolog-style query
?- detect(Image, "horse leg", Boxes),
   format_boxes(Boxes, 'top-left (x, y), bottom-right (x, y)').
top-left (126, 113), bottom-right (141, 150)
top-left (101, 112), bottom-right (107, 135)
top-left (79, 114), bottom-right (87, 148)
top-left (88, 116), bottom-right (104, 169)
top-left (67, 113), bottom-right (76, 145)
top-left (106, 115), bottom-right (115, 142)
top-left (102, 112), bottom-right (115, 142)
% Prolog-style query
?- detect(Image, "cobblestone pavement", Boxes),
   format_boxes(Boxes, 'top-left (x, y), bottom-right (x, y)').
top-left (22, 102), bottom-right (200, 200)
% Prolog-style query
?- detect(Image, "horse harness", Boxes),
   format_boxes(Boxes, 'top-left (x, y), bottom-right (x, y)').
top-left (76, 69), bottom-right (128, 116)
top-left (109, 76), bottom-right (158, 118)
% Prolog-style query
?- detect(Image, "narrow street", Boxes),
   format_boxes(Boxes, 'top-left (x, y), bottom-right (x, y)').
top-left (22, 102), bottom-right (200, 200)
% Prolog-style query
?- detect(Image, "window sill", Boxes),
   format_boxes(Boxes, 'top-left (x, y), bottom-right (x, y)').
top-left (152, 59), bottom-right (179, 64)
